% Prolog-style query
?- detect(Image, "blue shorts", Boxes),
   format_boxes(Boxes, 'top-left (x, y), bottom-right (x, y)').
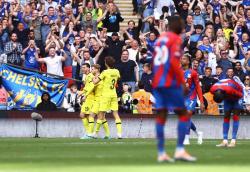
top-left (184, 98), bottom-right (197, 112)
top-left (153, 87), bottom-right (185, 110)
top-left (224, 98), bottom-right (243, 112)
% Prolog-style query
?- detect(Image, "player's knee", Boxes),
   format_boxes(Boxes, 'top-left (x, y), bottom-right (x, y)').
top-left (224, 116), bottom-right (230, 123)
top-left (156, 116), bottom-right (166, 125)
top-left (178, 115), bottom-right (190, 122)
top-left (233, 114), bottom-right (240, 121)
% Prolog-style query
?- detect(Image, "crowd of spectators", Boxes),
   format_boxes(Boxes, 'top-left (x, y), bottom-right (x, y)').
top-left (1, 0), bottom-right (250, 114)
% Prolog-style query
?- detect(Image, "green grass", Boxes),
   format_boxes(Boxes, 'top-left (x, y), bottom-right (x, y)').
top-left (0, 138), bottom-right (250, 172)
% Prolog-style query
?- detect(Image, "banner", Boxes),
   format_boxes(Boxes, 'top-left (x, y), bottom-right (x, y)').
top-left (0, 64), bottom-right (68, 110)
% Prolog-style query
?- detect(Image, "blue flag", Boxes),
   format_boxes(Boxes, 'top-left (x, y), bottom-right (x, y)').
top-left (0, 64), bottom-right (68, 110)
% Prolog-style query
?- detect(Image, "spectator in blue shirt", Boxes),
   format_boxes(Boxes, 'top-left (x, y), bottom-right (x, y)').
top-left (198, 36), bottom-right (213, 53)
top-left (22, 40), bottom-right (39, 70)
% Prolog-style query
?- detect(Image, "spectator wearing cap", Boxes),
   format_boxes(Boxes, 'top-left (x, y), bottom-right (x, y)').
top-left (116, 49), bottom-right (139, 93)
top-left (190, 4), bottom-right (206, 28)
top-left (234, 61), bottom-right (246, 82)
top-left (140, 63), bottom-right (153, 93)
top-left (189, 24), bottom-right (203, 54)
top-left (105, 32), bottom-right (125, 64)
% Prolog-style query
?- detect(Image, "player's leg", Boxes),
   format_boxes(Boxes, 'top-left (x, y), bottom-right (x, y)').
top-left (88, 112), bottom-right (96, 137)
top-left (80, 112), bottom-right (90, 139)
top-left (190, 121), bottom-right (203, 145)
top-left (102, 116), bottom-right (110, 139)
top-left (228, 110), bottom-right (240, 147)
top-left (174, 109), bottom-right (197, 162)
top-left (156, 109), bottom-right (173, 162)
top-left (95, 112), bottom-right (104, 137)
top-left (110, 97), bottom-right (122, 139)
top-left (112, 111), bottom-right (122, 139)
top-left (183, 110), bottom-right (192, 145)
top-left (216, 111), bottom-right (231, 147)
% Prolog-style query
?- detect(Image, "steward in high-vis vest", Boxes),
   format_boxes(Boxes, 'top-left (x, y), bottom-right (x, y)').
top-left (132, 81), bottom-right (154, 114)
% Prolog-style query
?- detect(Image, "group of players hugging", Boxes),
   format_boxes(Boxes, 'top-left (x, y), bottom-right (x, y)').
top-left (77, 15), bottom-right (245, 163)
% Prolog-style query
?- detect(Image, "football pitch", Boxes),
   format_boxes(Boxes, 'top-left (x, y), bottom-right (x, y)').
top-left (0, 138), bottom-right (250, 172)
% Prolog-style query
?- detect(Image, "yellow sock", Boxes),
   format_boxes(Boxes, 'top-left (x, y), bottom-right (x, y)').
top-left (88, 117), bottom-right (95, 135)
top-left (95, 119), bottom-right (102, 134)
top-left (82, 118), bottom-right (89, 134)
top-left (102, 120), bottom-right (110, 137)
top-left (115, 119), bottom-right (122, 136)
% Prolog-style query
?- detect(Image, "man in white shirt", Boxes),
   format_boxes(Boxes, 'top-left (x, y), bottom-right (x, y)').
top-left (36, 47), bottom-right (67, 76)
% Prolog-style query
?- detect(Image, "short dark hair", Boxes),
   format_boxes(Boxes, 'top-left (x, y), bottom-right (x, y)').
top-left (105, 56), bottom-right (116, 68)
top-left (213, 90), bottom-right (225, 103)
top-left (205, 67), bottom-right (212, 71)
top-left (138, 81), bottom-right (145, 89)
top-left (143, 63), bottom-right (151, 69)
top-left (128, 20), bottom-right (135, 25)
top-left (168, 16), bottom-right (184, 34)
top-left (216, 66), bottom-right (222, 69)
top-left (70, 84), bottom-right (77, 89)
top-left (227, 67), bottom-right (234, 71)
top-left (82, 63), bottom-right (90, 68)
top-left (235, 62), bottom-right (241, 66)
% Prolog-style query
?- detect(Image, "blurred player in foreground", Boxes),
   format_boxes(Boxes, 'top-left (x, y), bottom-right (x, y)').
top-left (181, 54), bottom-right (205, 145)
top-left (152, 16), bottom-right (196, 162)
top-left (89, 64), bottom-right (110, 139)
top-left (93, 56), bottom-right (122, 139)
top-left (210, 77), bottom-right (243, 147)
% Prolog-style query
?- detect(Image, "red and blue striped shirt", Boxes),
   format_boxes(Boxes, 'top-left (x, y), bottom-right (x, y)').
top-left (152, 32), bottom-right (184, 88)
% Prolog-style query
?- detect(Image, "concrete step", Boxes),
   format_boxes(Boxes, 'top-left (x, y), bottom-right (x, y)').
top-left (114, 0), bottom-right (132, 3)
top-left (119, 7), bottom-right (134, 11)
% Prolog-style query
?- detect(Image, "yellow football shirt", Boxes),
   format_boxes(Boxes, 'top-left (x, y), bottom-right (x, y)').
top-left (83, 72), bottom-right (95, 98)
top-left (99, 69), bottom-right (120, 97)
top-left (94, 79), bottom-right (103, 98)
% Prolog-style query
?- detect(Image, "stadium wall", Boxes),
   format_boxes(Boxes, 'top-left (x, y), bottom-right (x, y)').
top-left (0, 111), bottom-right (250, 139)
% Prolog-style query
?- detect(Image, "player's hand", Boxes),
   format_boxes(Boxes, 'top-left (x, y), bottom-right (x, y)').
top-left (200, 103), bottom-right (205, 113)
top-left (182, 83), bottom-right (189, 95)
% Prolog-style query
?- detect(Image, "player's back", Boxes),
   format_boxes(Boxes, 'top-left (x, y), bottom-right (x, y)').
top-left (152, 32), bottom-right (184, 89)
top-left (100, 69), bottom-right (120, 97)
top-left (210, 79), bottom-right (243, 99)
